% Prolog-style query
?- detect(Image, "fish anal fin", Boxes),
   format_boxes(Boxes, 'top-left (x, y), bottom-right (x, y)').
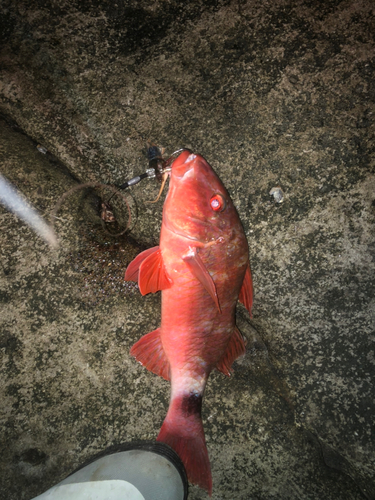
top-left (182, 247), bottom-right (221, 313)
top-left (130, 328), bottom-right (170, 381)
top-left (239, 263), bottom-right (253, 318)
top-left (125, 246), bottom-right (159, 282)
top-left (216, 327), bottom-right (246, 376)
top-left (138, 248), bottom-right (173, 295)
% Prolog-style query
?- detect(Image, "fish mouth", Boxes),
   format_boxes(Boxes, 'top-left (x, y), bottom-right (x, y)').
top-left (171, 153), bottom-right (197, 179)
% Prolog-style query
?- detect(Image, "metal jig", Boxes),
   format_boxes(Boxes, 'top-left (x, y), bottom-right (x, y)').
top-left (145, 146), bottom-right (188, 203)
top-left (101, 146), bottom-right (189, 221)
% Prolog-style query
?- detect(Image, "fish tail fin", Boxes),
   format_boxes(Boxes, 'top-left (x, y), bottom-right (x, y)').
top-left (157, 395), bottom-right (212, 495)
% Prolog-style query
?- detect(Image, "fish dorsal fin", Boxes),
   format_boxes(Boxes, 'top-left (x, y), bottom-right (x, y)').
top-left (239, 263), bottom-right (253, 318)
top-left (130, 328), bottom-right (170, 381)
top-left (216, 327), bottom-right (246, 376)
top-left (125, 246), bottom-right (160, 282)
top-left (182, 246), bottom-right (221, 313)
top-left (125, 246), bottom-right (173, 295)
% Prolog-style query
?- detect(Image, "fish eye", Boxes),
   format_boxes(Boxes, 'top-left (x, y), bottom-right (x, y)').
top-left (210, 194), bottom-right (226, 212)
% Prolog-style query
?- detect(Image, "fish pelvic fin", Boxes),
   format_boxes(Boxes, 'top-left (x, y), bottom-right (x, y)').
top-left (125, 246), bottom-right (173, 295)
top-left (216, 327), bottom-right (246, 376)
top-left (239, 262), bottom-right (253, 317)
top-left (130, 328), bottom-right (170, 381)
top-left (157, 394), bottom-right (212, 495)
top-left (182, 246), bottom-right (221, 313)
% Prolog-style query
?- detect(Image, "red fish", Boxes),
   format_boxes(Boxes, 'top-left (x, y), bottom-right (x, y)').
top-left (125, 150), bottom-right (253, 495)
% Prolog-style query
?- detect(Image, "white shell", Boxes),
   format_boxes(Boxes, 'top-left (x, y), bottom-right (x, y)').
top-left (269, 186), bottom-right (284, 203)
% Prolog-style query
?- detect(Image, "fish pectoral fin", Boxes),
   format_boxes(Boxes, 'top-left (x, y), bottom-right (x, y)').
top-left (126, 247), bottom-right (173, 295)
top-left (216, 327), bottom-right (246, 376)
top-left (239, 262), bottom-right (253, 318)
top-left (125, 246), bottom-right (160, 281)
top-left (182, 246), bottom-right (221, 313)
top-left (130, 328), bottom-right (170, 381)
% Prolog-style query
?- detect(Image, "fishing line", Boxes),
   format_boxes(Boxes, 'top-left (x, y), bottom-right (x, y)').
top-left (50, 182), bottom-right (132, 238)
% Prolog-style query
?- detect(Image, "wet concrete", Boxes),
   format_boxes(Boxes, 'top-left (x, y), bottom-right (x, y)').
top-left (0, 1), bottom-right (374, 499)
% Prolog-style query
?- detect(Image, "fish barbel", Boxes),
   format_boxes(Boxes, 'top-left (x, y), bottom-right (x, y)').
top-left (125, 150), bottom-right (253, 494)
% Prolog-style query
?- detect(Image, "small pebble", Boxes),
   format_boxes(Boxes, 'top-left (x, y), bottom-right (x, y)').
top-left (269, 186), bottom-right (284, 203)
top-left (37, 144), bottom-right (48, 154)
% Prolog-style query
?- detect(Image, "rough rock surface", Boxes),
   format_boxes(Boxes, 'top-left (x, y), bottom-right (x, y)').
top-left (0, 1), bottom-right (374, 499)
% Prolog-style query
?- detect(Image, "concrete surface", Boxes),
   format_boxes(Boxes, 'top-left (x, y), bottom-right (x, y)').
top-left (0, 1), bottom-right (374, 498)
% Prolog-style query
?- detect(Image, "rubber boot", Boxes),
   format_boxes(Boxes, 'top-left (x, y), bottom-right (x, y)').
top-left (33, 442), bottom-right (188, 500)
